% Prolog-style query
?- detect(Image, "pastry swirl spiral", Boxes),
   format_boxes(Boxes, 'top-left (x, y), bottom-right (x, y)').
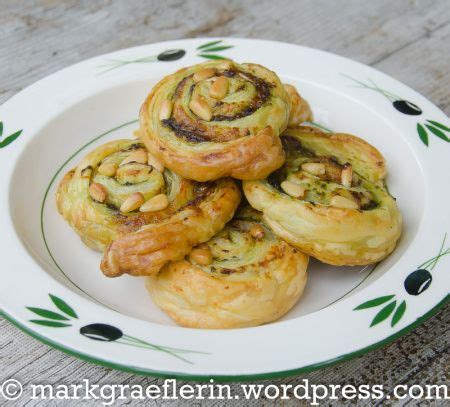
top-left (243, 126), bottom-right (402, 266)
top-left (56, 139), bottom-right (241, 277)
top-left (139, 60), bottom-right (291, 181)
top-left (147, 207), bottom-right (308, 329)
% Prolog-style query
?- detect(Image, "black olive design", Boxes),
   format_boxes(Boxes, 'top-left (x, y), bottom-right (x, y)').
top-left (157, 49), bottom-right (186, 61)
top-left (404, 269), bottom-right (432, 296)
top-left (80, 323), bottom-right (123, 341)
top-left (393, 100), bottom-right (423, 116)
top-left (342, 75), bottom-right (424, 116)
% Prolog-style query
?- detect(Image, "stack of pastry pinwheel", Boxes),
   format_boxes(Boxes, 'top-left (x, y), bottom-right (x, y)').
top-left (57, 60), bottom-right (402, 328)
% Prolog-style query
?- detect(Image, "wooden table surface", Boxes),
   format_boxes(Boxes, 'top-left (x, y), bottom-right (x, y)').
top-left (1, 1), bottom-right (449, 405)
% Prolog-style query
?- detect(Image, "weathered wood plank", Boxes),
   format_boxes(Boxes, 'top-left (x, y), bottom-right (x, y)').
top-left (1, 305), bottom-right (448, 405)
top-left (0, 0), bottom-right (449, 113)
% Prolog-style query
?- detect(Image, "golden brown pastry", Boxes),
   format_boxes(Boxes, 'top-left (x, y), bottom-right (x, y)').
top-left (284, 84), bottom-right (313, 126)
top-left (243, 126), bottom-right (402, 266)
top-left (139, 60), bottom-right (291, 181)
top-left (147, 207), bottom-right (308, 329)
top-left (56, 139), bottom-right (241, 277)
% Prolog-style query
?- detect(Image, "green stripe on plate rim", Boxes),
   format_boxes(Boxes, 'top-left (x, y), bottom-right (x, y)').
top-left (2, 296), bottom-right (447, 382)
top-left (39, 119), bottom-right (139, 310)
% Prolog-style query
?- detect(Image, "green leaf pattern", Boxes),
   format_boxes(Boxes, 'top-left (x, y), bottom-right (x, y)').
top-left (197, 40), bottom-right (223, 50)
top-left (354, 233), bottom-right (448, 328)
top-left (353, 295), bottom-right (395, 310)
top-left (30, 320), bottom-right (71, 328)
top-left (27, 294), bottom-right (208, 363)
top-left (28, 294), bottom-right (76, 327)
top-left (426, 120), bottom-right (450, 132)
top-left (197, 40), bottom-right (233, 60)
top-left (200, 45), bottom-right (233, 52)
top-left (27, 307), bottom-right (70, 321)
top-left (98, 40), bottom-right (233, 74)
top-left (370, 300), bottom-right (396, 327)
top-left (342, 75), bottom-right (449, 147)
top-left (355, 296), bottom-right (407, 328)
top-left (49, 294), bottom-right (78, 319)
top-left (417, 123), bottom-right (429, 146)
top-left (0, 122), bottom-right (23, 149)
top-left (425, 123), bottom-right (450, 142)
top-left (391, 301), bottom-right (407, 327)
top-left (413, 118), bottom-right (449, 146)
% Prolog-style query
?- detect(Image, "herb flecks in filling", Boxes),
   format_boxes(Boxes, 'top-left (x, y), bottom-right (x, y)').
top-left (162, 68), bottom-right (273, 143)
top-left (161, 118), bottom-right (208, 143)
top-left (211, 71), bottom-right (272, 121)
top-left (87, 144), bottom-right (168, 228)
top-left (194, 214), bottom-right (283, 276)
top-left (271, 136), bottom-right (379, 210)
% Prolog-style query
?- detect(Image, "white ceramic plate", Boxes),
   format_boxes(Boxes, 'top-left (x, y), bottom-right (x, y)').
top-left (1, 38), bottom-right (449, 380)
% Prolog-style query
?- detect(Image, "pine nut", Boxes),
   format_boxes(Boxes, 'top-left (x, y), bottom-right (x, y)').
top-left (193, 67), bottom-right (216, 82)
top-left (301, 162), bottom-right (326, 176)
top-left (189, 244), bottom-right (213, 265)
top-left (139, 194), bottom-right (169, 212)
top-left (216, 60), bottom-right (233, 70)
top-left (81, 166), bottom-right (92, 178)
top-left (116, 164), bottom-right (150, 184)
top-left (189, 97), bottom-right (212, 121)
top-left (120, 150), bottom-right (148, 166)
top-left (159, 99), bottom-right (173, 121)
top-left (281, 181), bottom-right (305, 198)
top-left (98, 162), bottom-right (118, 177)
top-left (147, 153), bottom-right (164, 173)
top-left (341, 164), bottom-right (353, 187)
top-left (89, 183), bottom-right (107, 203)
top-left (120, 192), bottom-right (145, 213)
top-left (249, 224), bottom-right (265, 240)
top-left (209, 76), bottom-right (229, 99)
top-left (330, 195), bottom-right (359, 209)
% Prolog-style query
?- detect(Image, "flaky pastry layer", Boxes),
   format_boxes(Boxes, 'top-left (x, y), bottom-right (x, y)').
top-left (56, 139), bottom-right (241, 277)
top-left (147, 208), bottom-right (308, 329)
top-left (140, 60), bottom-right (291, 181)
top-left (243, 127), bottom-right (402, 265)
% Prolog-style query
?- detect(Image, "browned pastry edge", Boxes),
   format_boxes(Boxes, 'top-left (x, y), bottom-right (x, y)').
top-left (141, 124), bottom-right (286, 181)
top-left (100, 179), bottom-right (241, 277)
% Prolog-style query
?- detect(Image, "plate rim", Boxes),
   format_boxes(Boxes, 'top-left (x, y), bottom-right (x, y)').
top-left (2, 297), bottom-right (447, 381)
top-left (1, 37), bottom-right (449, 380)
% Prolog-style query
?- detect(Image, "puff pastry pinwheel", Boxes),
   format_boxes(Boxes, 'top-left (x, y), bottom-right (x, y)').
top-left (139, 60), bottom-right (291, 181)
top-left (243, 126), bottom-right (402, 266)
top-left (284, 84), bottom-right (313, 127)
top-left (147, 207), bottom-right (308, 329)
top-left (56, 139), bottom-right (241, 277)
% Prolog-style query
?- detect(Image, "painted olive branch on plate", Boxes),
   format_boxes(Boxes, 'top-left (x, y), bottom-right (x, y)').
top-left (27, 294), bottom-right (209, 364)
top-left (97, 40), bottom-right (233, 74)
top-left (195, 39), bottom-right (233, 59)
top-left (0, 121), bottom-right (22, 149)
top-left (342, 74), bottom-right (450, 146)
top-left (354, 233), bottom-right (449, 328)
